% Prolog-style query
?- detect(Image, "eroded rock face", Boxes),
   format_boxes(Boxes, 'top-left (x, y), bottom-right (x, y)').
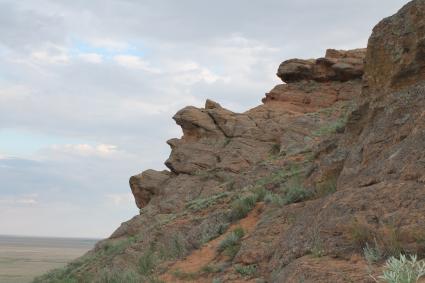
top-left (277, 48), bottom-right (366, 83)
top-left (129, 170), bottom-right (171, 208)
top-left (364, 0), bottom-right (425, 93)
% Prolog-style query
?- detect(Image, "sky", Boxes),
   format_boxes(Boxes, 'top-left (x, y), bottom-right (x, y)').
top-left (0, 0), bottom-right (410, 238)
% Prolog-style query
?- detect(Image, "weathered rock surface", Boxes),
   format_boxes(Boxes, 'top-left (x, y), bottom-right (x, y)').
top-left (277, 48), bottom-right (366, 83)
top-left (35, 1), bottom-right (425, 283)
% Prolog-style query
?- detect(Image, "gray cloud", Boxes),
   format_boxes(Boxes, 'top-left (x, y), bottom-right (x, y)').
top-left (0, 0), bottom-right (410, 237)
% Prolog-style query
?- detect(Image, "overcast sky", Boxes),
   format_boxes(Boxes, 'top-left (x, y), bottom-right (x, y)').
top-left (0, 0), bottom-right (409, 238)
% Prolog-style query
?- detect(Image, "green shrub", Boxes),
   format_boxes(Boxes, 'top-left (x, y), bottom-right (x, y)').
top-left (234, 264), bottom-right (258, 277)
top-left (310, 229), bottom-right (324, 258)
top-left (312, 116), bottom-right (348, 137)
top-left (218, 227), bottom-right (245, 258)
top-left (171, 269), bottom-right (197, 280)
top-left (103, 236), bottom-right (136, 256)
top-left (264, 192), bottom-right (284, 206)
top-left (200, 264), bottom-right (221, 274)
top-left (139, 249), bottom-right (156, 276)
top-left (253, 187), bottom-right (267, 202)
top-left (363, 241), bottom-right (382, 264)
top-left (283, 184), bottom-right (311, 204)
top-left (230, 194), bottom-right (258, 220)
top-left (96, 269), bottom-right (140, 283)
top-left (378, 254), bottom-right (425, 283)
top-left (159, 234), bottom-right (187, 260)
top-left (186, 192), bottom-right (229, 211)
top-left (315, 177), bottom-right (337, 197)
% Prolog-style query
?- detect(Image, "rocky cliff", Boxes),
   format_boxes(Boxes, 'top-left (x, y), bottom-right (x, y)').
top-left (35, 1), bottom-right (425, 282)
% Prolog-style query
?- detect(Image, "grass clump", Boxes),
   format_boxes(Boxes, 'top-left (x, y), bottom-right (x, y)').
top-left (186, 192), bottom-right (229, 211)
top-left (315, 177), bottom-right (337, 197)
top-left (313, 116), bottom-right (348, 137)
top-left (378, 254), bottom-right (425, 283)
top-left (364, 240), bottom-right (383, 264)
top-left (310, 227), bottom-right (325, 258)
top-left (218, 227), bottom-right (245, 258)
top-left (139, 249), bottom-right (156, 276)
top-left (264, 192), bottom-right (284, 206)
top-left (282, 183), bottom-right (311, 205)
top-left (102, 236), bottom-right (136, 256)
top-left (234, 264), bottom-right (258, 277)
top-left (171, 269), bottom-right (197, 280)
top-left (230, 194), bottom-right (258, 220)
top-left (96, 269), bottom-right (140, 283)
top-left (200, 264), bottom-right (222, 274)
top-left (159, 234), bottom-right (187, 260)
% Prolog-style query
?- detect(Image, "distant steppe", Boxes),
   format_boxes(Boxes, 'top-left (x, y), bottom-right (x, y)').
top-left (0, 235), bottom-right (98, 283)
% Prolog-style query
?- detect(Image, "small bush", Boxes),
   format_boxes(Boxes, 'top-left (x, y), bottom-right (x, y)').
top-left (103, 236), bottom-right (136, 256)
top-left (218, 227), bottom-right (245, 258)
top-left (315, 177), bottom-right (337, 197)
top-left (200, 264), bottom-right (221, 274)
top-left (171, 269), bottom-right (197, 280)
top-left (313, 116), bottom-right (348, 137)
top-left (363, 241), bottom-right (383, 264)
top-left (378, 254), bottom-right (425, 283)
top-left (159, 234), bottom-right (187, 260)
top-left (97, 269), bottom-right (140, 283)
top-left (212, 278), bottom-right (222, 283)
top-left (234, 264), bottom-right (258, 277)
top-left (349, 221), bottom-right (374, 248)
top-left (186, 192), bottom-right (229, 211)
top-left (264, 192), bottom-right (284, 206)
top-left (139, 249), bottom-right (156, 276)
top-left (283, 184), bottom-right (311, 205)
top-left (230, 194), bottom-right (258, 220)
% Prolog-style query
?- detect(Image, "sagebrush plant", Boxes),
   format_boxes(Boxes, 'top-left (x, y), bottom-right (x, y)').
top-left (264, 192), bottom-right (284, 206)
top-left (234, 264), bottom-right (258, 277)
top-left (230, 194), bottom-right (258, 220)
top-left (218, 227), bottom-right (245, 258)
top-left (310, 227), bottom-right (325, 258)
top-left (96, 269), bottom-right (140, 283)
top-left (283, 183), bottom-right (311, 204)
top-left (378, 254), bottom-right (425, 283)
top-left (138, 248), bottom-right (156, 276)
top-left (363, 240), bottom-right (383, 264)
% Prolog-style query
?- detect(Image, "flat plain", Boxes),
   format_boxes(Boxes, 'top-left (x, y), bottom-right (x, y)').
top-left (0, 235), bottom-right (97, 283)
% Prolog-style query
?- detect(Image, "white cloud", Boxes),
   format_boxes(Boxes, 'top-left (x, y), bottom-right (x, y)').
top-left (105, 193), bottom-right (134, 207)
top-left (166, 60), bottom-right (229, 85)
top-left (113, 54), bottom-right (160, 73)
top-left (78, 53), bottom-right (103, 63)
top-left (30, 44), bottom-right (70, 64)
top-left (48, 143), bottom-right (119, 158)
top-left (0, 194), bottom-right (38, 205)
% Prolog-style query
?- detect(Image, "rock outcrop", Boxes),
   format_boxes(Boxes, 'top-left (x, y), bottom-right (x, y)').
top-left (277, 48), bottom-right (365, 83)
top-left (34, 1), bottom-right (425, 283)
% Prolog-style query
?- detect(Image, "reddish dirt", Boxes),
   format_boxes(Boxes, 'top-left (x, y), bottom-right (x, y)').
top-left (160, 203), bottom-right (264, 283)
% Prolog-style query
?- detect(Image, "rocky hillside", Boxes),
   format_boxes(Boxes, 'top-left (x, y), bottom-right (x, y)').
top-left (35, 1), bottom-right (425, 282)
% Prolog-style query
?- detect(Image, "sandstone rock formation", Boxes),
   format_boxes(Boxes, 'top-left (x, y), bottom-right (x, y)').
top-left (34, 1), bottom-right (425, 283)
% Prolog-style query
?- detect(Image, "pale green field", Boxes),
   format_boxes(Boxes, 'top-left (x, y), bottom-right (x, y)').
top-left (0, 235), bottom-right (98, 283)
